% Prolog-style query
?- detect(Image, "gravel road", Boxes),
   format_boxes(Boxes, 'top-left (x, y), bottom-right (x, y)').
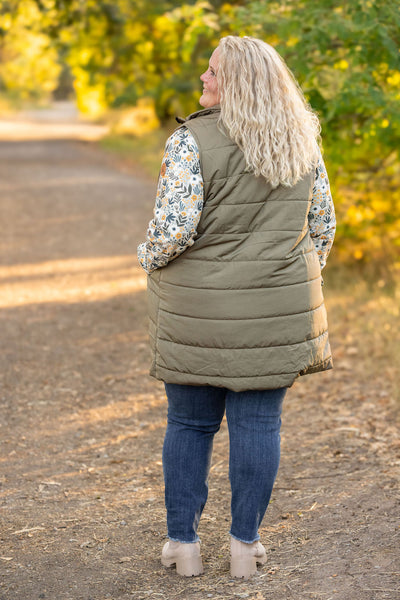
top-left (0, 107), bottom-right (398, 600)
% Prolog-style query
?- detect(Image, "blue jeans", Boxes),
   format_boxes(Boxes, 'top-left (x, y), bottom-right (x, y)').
top-left (163, 384), bottom-right (286, 544)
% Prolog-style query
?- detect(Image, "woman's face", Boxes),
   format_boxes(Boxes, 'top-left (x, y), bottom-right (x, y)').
top-left (199, 48), bottom-right (220, 108)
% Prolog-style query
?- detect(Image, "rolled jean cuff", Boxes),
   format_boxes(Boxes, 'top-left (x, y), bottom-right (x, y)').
top-left (168, 535), bottom-right (200, 544)
top-left (229, 531), bottom-right (260, 544)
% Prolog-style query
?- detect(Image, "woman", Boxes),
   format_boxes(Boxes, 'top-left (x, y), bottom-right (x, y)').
top-left (138, 36), bottom-right (335, 579)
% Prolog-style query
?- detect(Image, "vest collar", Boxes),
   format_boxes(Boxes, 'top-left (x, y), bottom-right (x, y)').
top-left (176, 105), bottom-right (221, 124)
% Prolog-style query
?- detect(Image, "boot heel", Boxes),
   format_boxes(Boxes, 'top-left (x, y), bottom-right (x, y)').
top-left (176, 555), bottom-right (204, 577)
top-left (161, 541), bottom-right (204, 576)
top-left (230, 555), bottom-right (257, 579)
top-left (161, 555), bottom-right (175, 568)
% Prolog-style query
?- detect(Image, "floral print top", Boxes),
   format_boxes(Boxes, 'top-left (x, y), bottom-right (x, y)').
top-left (137, 127), bottom-right (336, 273)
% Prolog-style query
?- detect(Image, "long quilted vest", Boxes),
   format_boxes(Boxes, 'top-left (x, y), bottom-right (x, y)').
top-left (147, 107), bottom-right (332, 391)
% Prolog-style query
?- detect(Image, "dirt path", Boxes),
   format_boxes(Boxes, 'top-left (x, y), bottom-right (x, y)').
top-left (0, 111), bottom-right (399, 600)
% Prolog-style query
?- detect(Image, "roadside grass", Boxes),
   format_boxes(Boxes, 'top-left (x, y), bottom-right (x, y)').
top-left (0, 95), bottom-right (54, 115)
top-left (99, 126), bottom-right (173, 180)
top-left (324, 267), bottom-right (399, 402)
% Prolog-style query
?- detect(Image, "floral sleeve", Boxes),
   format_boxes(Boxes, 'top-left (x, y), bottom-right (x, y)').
top-left (138, 133), bottom-right (335, 274)
top-left (137, 127), bottom-right (204, 274)
top-left (308, 152), bottom-right (336, 270)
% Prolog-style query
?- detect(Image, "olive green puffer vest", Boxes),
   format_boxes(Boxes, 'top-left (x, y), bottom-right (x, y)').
top-left (147, 107), bottom-right (332, 391)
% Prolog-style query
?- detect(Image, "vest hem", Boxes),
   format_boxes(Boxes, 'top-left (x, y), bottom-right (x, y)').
top-left (299, 356), bottom-right (333, 375)
top-left (150, 368), bottom-right (300, 392)
top-left (152, 363), bottom-right (329, 379)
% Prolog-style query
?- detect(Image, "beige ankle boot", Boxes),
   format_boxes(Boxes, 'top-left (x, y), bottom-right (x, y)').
top-left (161, 540), bottom-right (204, 576)
top-left (230, 537), bottom-right (267, 579)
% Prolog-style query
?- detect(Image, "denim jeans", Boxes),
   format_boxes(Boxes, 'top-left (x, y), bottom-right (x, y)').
top-left (163, 383), bottom-right (286, 544)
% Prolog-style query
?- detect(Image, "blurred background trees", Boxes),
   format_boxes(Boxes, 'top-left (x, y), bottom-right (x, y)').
top-left (1, 0), bottom-right (399, 284)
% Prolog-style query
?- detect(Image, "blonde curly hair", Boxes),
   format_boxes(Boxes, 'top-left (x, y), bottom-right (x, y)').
top-left (217, 36), bottom-right (321, 187)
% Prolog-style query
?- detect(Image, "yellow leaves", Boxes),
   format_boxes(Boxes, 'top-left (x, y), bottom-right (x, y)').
top-left (377, 62), bottom-right (389, 74)
top-left (154, 14), bottom-right (174, 35)
top-left (0, 32), bottom-right (60, 101)
top-left (380, 119), bottom-right (390, 128)
top-left (0, 0), bottom-right (62, 101)
top-left (157, 2), bottom-right (218, 64)
top-left (136, 41), bottom-right (154, 61)
top-left (346, 205), bottom-right (375, 225)
top-left (334, 160), bottom-right (400, 278)
top-left (346, 206), bottom-right (363, 224)
top-left (153, 2), bottom-right (219, 64)
top-left (73, 81), bottom-right (107, 118)
top-left (286, 37), bottom-right (299, 48)
top-left (77, 48), bottom-right (92, 65)
top-left (387, 71), bottom-right (400, 87)
top-left (0, 13), bottom-right (12, 30)
top-left (371, 197), bottom-right (391, 214)
top-left (125, 21), bottom-right (147, 42)
top-left (354, 249), bottom-right (363, 260)
top-left (111, 99), bottom-right (160, 137)
top-left (221, 2), bottom-right (234, 16)
top-left (334, 59), bottom-right (349, 70)
top-left (267, 35), bottom-right (280, 47)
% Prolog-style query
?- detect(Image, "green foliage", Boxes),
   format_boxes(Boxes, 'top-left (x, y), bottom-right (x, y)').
top-left (237, 0), bottom-right (400, 282)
